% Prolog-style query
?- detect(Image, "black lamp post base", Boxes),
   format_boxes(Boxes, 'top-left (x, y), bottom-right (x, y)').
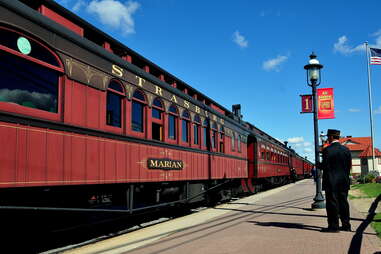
top-left (311, 192), bottom-right (325, 209)
top-left (311, 200), bottom-right (326, 209)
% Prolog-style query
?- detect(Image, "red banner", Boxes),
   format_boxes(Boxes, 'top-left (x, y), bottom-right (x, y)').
top-left (301, 94), bottom-right (313, 113)
top-left (317, 88), bottom-right (335, 119)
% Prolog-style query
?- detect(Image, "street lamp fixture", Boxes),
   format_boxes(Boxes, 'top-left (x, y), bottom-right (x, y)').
top-left (304, 52), bottom-right (325, 209)
top-left (304, 52), bottom-right (323, 85)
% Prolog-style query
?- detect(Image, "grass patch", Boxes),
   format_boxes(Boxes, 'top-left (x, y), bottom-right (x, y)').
top-left (350, 183), bottom-right (381, 198)
top-left (372, 213), bottom-right (381, 239)
top-left (351, 183), bottom-right (381, 238)
top-left (348, 194), bottom-right (366, 200)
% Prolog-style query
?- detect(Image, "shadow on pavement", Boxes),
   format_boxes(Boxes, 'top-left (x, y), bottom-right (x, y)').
top-left (85, 195), bottom-right (315, 254)
top-left (348, 193), bottom-right (381, 254)
top-left (247, 221), bottom-right (323, 232)
top-left (215, 206), bottom-right (365, 222)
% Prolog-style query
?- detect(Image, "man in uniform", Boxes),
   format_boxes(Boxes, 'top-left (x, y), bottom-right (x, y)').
top-left (320, 129), bottom-right (352, 232)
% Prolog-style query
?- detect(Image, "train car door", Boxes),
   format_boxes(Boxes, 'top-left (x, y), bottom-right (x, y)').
top-left (247, 135), bottom-right (258, 178)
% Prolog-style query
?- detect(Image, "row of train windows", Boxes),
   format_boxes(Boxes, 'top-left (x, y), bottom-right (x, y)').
top-left (261, 151), bottom-right (288, 163)
top-left (106, 81), bottom-right (242, 153)
top-left (0, 30), bottom-right (242, 154)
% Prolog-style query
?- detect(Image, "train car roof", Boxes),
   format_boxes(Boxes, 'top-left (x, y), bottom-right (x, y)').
top-left (16, 0), bottom-right (233, 118)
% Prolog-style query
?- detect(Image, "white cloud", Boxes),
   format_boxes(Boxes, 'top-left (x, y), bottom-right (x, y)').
top-left (87, 0), bottom-right (140, 35)
top-left (287, 137), bottom-right (304, 143)
top-left (262, 55), bottom-right (288, 71)
top-left (303, 148), bottom-right (313, 153)
top-left (375, 105), bottom-right (381, 114)
top-left (334, 30), bottom-right (381, 55)
top-left (232, 31), bottom-right (248, 48)
top-left (259, 10), bottom-right (281, 17)
top-left (303, 142), bottom-right (312, 147)
top-left (285, 137), bottom-right (314, 161)
top-left (333, 36), bottom-right (364, 55)
top-left (348, 108), bottom-right (361, 112)
top-left (371, 29), bottom-right (381, 37)
top-left (371, 29), bottom-right (381, 48)
top-left (73, 0), bottom-right (86, 12)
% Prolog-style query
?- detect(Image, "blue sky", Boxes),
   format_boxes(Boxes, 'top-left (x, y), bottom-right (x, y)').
top-left (57, 0), bottom-right (381, 162)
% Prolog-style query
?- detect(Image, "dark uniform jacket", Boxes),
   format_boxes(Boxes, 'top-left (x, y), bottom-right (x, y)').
top-left (321, 142), bottom-right (352, 192)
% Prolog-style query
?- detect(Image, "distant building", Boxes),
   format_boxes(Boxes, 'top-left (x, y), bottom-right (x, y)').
top-left (339, 136), bottom-right (381, 175)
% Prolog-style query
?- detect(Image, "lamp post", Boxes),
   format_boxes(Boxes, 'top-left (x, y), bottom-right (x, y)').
top-left (304, 52), bottom-right (325, 209)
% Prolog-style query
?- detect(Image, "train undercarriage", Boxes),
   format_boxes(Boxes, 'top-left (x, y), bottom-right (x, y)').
top-left (0, 174), bottom-right (307, 214)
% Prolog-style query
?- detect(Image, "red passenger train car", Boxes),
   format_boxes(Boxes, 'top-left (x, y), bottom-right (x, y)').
top-left (0, 0), bottom-right (313, 211)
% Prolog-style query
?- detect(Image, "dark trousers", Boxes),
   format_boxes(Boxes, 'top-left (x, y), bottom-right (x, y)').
top-left (325, 190), bottom-right (350, 229)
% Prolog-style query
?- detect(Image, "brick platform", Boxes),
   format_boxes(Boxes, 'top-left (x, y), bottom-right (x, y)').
top-left (65, 179), bottom-right (381, 254)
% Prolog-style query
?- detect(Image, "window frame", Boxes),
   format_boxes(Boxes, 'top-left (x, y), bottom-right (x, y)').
top-left (181, 110), bottom-right (190, 144)
top-left (167, 104), bottom-right (178, 143)
top-left (219, 126), bottom-right (225, 153)
top-left (211, 121), bottom-right (218, 151)
top-left (106, 80), bottom-right (125, 130)
top-left (193, 114), bottom-right (201, 147)
top-left (151, 97), bottom-right (164, 141)
top-left (202, 119), bottom-right (209, 149)
top-left (0, 26), bottom-right (64, 121)
top-left (131, 89), bottom-right (147, 136)
top-left (231, 134), bottom-right (236, 152)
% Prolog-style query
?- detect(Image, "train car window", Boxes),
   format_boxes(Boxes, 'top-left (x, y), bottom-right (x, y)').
top-left (132, 90), bottom-right (146, 132)
top-left (168, 105), bottom-right (178, 140)
top-left (181, 110), bottom-right (190, 142)
top-left (0, 50), bottom-right (59, 112)
top-left (220, 142), bottom-right (224, 153)
top-left (0, 27), bottom-right (63, 114)
top-left (108, 80), bottom-right (124, 93)
top-left (237, 135), bottom-right (241, 152)
top-left (202, 119), bottom-right (209, 147)
top-left (231, 134), bottom-right (235, 151)
top-left (211, 131), bottom-right (216, 148)
top-left (211, 122), bottom-right (217, 130)
top-left (193, 115), bottom-right (201, 145)
top-left (219, 126), bottom-right (225, 153)
top-left (219, 126), bottom-right (224, 139)
top-left (211, 122), bottom-right (217, 149)
top-left (152, 98), bottom-right (163, 119)
top-left (194, 115), bottom-right (201, 123)
top-left (193, 124), bottom-right (199, 145)
top-left (152, 97), bottom-right (164, 141)
top-left (106, 80), bottom-right (125, 127)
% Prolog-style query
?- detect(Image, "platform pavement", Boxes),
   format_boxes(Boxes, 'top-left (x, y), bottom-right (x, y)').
top-left (63, 179), bottom-right (381, 254)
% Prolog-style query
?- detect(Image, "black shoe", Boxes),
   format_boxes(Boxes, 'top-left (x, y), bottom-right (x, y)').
top-left (321, 227), bottom-right (339, 233)
top-left (339, 226), bottom-right (351, 232)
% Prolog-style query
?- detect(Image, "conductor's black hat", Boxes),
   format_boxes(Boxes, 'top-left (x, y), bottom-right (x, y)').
top-left (327, 129), bottom-right (340, 136)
